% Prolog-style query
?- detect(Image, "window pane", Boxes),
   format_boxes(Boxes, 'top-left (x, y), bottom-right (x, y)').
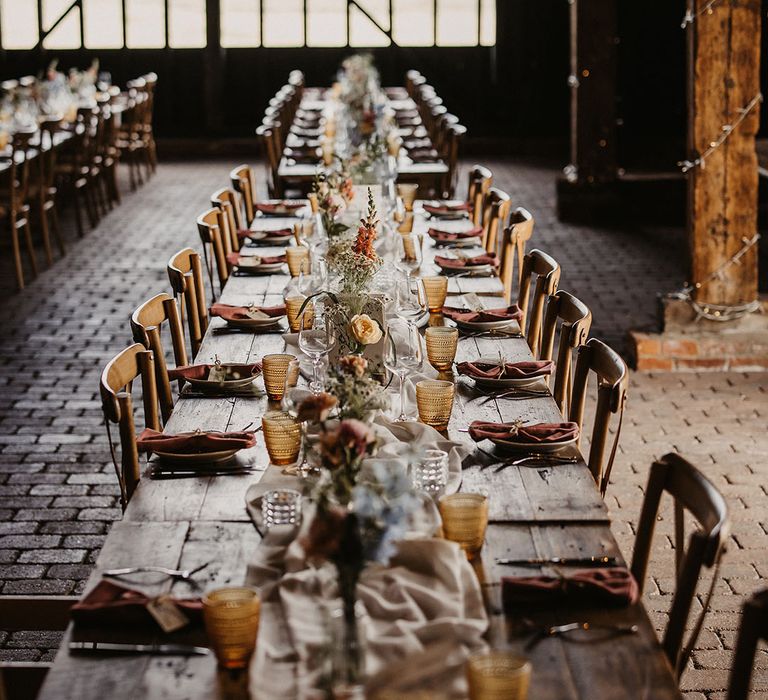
top-left (307, 0), bottom-right (346, 47)
top-left (42, 0), bottom-right (81, 49)
top-left (126, 0), bottom-right (165, 48)
top-left (0, 0), bottom-right (38, 49)
top-left (349, 0), bottom-right (389, 47)
top-left (84, 0), bottom-right (123, 48)
top-left (221, 0), bottom-right (260, 47)
top-left (436, 0), bottom-right (477, 46)
top-left (392, 0), bottom-right (432, 46)
top-left (263, 0), bottom-right (303, 47)
top-left (480, 0), bottom-right (495, 46)
top-left (169, 0), bottom-right (206, 47)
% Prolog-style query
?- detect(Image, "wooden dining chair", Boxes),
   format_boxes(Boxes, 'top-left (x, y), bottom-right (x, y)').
top-left (539, 290), bottom-right (592, 414)
top-left (197, 207), bottom-right (230, 295)
top-left (130, 293), bottom-right (189, 423)
top-left (230, 164), bottom-right (257, 226)
top-left (498, 207), bottom-right (535, 302)
top-left (631, 453), bottom-right (729, 679)
top-left (0, 595), bottom-right (77, 700)
top-left (256, 123), bottom-right (278, 198)
top-left (727, 588), bottom-right (768, 699)
top-left (569, 338), bottom-right (628, 496)
top-left (441, 122), bottom-right (466, 198)
top-left (167, 247), bottom-right (209, 358)
top-left (211, 187), bottom-right (244, 253)
top-left (516, 249), bottom-right (561, 356)
top-left (480, 187), bottom-right (511, 256)
top-left (100, 343), bottom-right (160, 508)
top-left (466, 165), bottom-right (493, 227)
top-left (30, 117), bottom-right (65, 265)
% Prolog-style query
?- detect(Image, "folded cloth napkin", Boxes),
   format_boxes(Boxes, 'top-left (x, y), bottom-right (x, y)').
top-left (136, 428), bottom-right (256, 453)
top-left (284, 146), bottom-right (320, 158)
top-left (442, 304), bottom-right (522, 324)
top-left (434, 253), bottom-right (498, 270)
top-left (403, 137), bottom-right (433, 150)
top-left (254, 201), bottom-right (305, 215)
top-left (456, 360), bottom-right (554, 381)
top-left (502, 567), bottom-right (639, 608)
top-left (290, 126), bottom-right (322, 138)
top-left (409, 151), bottom-right (441, 163)
top-left (468, 420), bottom-right (579, 444)
top-left (423, 202), bottom-right (472, 216)
top-left (428, 226), bottom-right (484, 243)
top-left (167, 362), bottom-right (261, 382)
top-left (210, 303), bottom-right (286, 321)
top-left (71, 580), bottom-right (202, 631)
top-left (226, 252), bottom-right (286, 266)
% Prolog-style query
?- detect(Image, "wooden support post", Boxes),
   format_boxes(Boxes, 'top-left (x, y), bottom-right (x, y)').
top-left (688, 0), bottom-right (761, 306)
top-left (568, 0), bottom-right (618, 185)
top-left (204, 0), bottom-right (224, 134)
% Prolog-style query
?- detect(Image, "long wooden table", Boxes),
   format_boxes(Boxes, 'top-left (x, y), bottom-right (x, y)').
top-left (38, 206), bottom-right (681, 699)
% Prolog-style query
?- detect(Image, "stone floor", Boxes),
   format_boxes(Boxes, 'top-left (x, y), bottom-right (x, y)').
top-left (0, 159), bottom-right (766, 696)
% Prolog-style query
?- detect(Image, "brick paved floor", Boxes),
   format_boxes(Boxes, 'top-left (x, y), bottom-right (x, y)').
top-left (0, 159), bottom-right (766, 696)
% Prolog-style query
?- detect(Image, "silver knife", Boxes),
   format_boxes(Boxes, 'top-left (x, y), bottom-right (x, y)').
top-left (69, 641), bottom-right (209, 656)
top-left (495, 556), bottom-right (618, 567)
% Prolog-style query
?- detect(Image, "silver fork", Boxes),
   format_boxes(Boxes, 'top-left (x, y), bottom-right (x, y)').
top-left (102, 562), bottom-right (209, 580)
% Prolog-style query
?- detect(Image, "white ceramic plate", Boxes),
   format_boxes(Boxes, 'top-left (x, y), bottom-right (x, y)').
top-left (226, 315), bottom-right (286, 330)
top-left (153, 448), bottom-right (240, 466)
top-left (490, 436), bottom-right (579, 454)
top-left (436, 261), bottom-right (494, 276)
top-left (247, 231), bottom-right (293, 245)
top-left (467, 356), bottom-right (545, 389)
top-left (454, 317), bottom-right (517, 333)
top-left (236, 261), bottom-right (285, 274)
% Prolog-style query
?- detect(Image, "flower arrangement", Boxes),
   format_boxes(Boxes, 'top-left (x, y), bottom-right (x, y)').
top-left (325, 355), bottom-right (388, 420)
top-left (313, 170), bottom-right (355, 238)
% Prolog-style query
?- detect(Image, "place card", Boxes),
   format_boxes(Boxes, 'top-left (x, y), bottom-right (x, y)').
top-left (146, 596), bottom-right (190, 634)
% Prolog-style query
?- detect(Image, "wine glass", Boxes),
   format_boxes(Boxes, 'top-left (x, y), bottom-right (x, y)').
top-left (395, 276), bottom-right (427, 322)
top-left (395, 232), bottom-right (422, 276)
top-left (298, 306), bottom-right (335, 394)
top-left (383, 318), bottom-right (423, 422)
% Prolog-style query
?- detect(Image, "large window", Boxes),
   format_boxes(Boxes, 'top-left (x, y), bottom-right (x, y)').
top-left (0, 0), bottom-right (495, 50)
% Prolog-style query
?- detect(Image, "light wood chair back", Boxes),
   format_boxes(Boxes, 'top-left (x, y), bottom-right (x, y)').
top-left (480, 187), bottom-right (511, 255)
top-left (499, 207), bottom-right (535, 302)
top-left (167, 247), bottom-right (209, 358)
top-left (211, 187), bottom-right (243, 252)
top-left (517, 249), bottom-right (560, 355)
top-left (540, 291), bottom-right (592, 414)
top-left (230, 164), bottom-right (256, 226)
top-left (441, 122), bottom-right (466, 198)
top-left (100, 343), bottom-right (160, 507)
top-left (631, 453), bottom-right (729, 679)
top-left (256, 123), bottom-right (278, 198)
top-left (727, 588), bottom-right (768, 699)
top-left (569, 338), bottom-right (628, 496)
top-left (130, 293), bottom-right (189, 423)
top-left (467, 165), bottom-right (493, 227)
top-left (197, 207), bottom-right (230, 294)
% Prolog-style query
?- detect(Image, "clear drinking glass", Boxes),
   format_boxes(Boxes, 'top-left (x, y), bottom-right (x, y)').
top-left (383, 319), bottom-right (423, 422)
top-left (261, 488), bottom-right (302, 530)
top-left (396, 233), bottom-right (423, 276)
top-left (412, 448), bottom-right (449, 499)
top-left (299, 306), bottom-right (336, 394)
top-left (395, 276), bottom-right (428, 322)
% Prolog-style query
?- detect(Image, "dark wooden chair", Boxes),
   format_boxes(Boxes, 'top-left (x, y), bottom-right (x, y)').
top-left (517, 249), bottom-right (561, 356)
top-left (197, 207), bottom-right (230, 295)
top-left (0, 596), bottom-right (76, 700)
top-left (540, 290), bottom-right (592, 415)
top-left (727, 588), bottom-right (768, 699)
top-left (631, 453), bottom-right (730, 679)
top-left (569, 338), bottom-right (628, 496)
top-left (30, 117), bottom-right (65, 265)
top-left (100, 343), bottom-right (160, 508)
top-left (230, 164), bottom-right (257, 226)
top-left (130, 293), bottom-right (189, 423)
top-left (499, 207), bottom-right (535, 303)
top-left (168, 247), bottom-right (209, 358)
top-left (480, 187), bottom-right (511, 256)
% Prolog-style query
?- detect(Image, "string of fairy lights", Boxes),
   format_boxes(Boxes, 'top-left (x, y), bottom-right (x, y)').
top-left (674, 0), bottom-right (763, 321)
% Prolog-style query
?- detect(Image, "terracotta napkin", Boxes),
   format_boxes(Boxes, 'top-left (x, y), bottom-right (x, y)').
top-left (226, 252), bottom-right (286, 267)
top-left (255, 201), bottom-right (305, 215)
top-left (434, 253), bottom-right (498, 270)
top-left (409, 150), bottom-right (441, 163)
top-left (136, 428), bottom-right (257, 454)
top-left (167, 362), bottom-right (261, 382)
top-left (284, 146), bottom-right (321, 158)
top-left (468, 421), bottom-right (579, 444)
top-left (209, 303), bottom-right (286, 321)
top-left (441, 304), bottom-right (522, 324)
top-left (403, 137), bottom-right (433, 150)
top-left (423, 202), bottom-right (472, 216)
top-left (502, 567), bottom-right (639, 608)
top-left (290, 126), bottom-right (322, 138)
top-left (456, 360), bottom-right (554, 381)
top-left (428, 226), bottom-right (483, 244)
top-left (71, 580), bottom-right (202, 631)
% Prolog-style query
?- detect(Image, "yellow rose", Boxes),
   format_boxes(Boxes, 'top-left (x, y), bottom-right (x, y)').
top-left (350, 314), bottom-right (382, 345)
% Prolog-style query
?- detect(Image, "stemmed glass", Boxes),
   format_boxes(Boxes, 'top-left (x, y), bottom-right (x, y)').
top-left (383, 318), bottom-right (423, 422)
top-left (299, 304), bottom-right (336, 394)
top-left (395, 276), bottom-right (428, 322)
top-left (396, 233), bottom-right (423, 276)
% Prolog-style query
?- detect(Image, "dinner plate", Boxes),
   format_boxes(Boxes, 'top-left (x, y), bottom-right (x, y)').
top-left (235, 260), bottom-right (285, 274)
top-left (467, 356), bottom-right (544, 389)
top-left (436, 261), bottom-right (494, 276)
top-left (247, 231), bottom-right (294, 245)
top-left (454, 317), bottom-right (517, 333)
top-left (225, 315), bottom-right (286, 330)
top-left (153, 448), bottom-right (240, 466)
top-left (490, 436), bottom-right (579, 454)
top-left (185, 364), bottom-right (260, 392)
